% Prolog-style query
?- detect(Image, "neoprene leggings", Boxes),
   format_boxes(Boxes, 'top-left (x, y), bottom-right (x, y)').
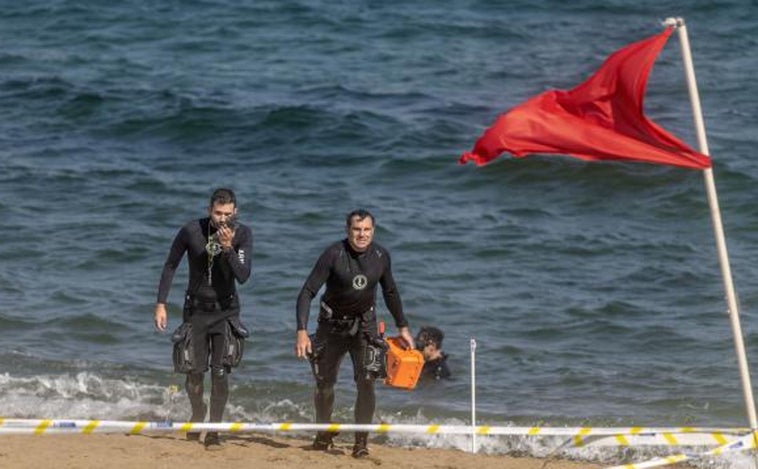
top-left (315, 377), bottom-right (375, 424)
top-left (186, 333), bottom-right (229, 422)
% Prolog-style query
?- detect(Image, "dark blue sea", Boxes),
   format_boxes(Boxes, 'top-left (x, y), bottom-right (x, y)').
top-left (2, 0), bottom-right (758, 466)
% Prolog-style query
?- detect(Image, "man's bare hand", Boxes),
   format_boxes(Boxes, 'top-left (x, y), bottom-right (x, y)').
top-left (295, 330), bottom-right (312, 359)
top-left (154, 303), bottom-right (168, 332)
top-left (398, 327), bottom-right (415, 350)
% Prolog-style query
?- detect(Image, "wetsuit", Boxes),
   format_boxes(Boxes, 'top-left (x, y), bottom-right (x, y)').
top-left (420, 353), bottom-right (451, 381)
top-left (157, 217), bottom-right (252, 424)
top-left (296, 239), bottom-right (408, 434)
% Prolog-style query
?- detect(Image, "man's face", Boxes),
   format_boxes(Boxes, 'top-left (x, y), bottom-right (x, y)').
top-left (420, 342), bottom-right (438, 361)
top-left (346, 216), bottom-right (374, 252)
top-left (208, 202), bottom-right (237, 228)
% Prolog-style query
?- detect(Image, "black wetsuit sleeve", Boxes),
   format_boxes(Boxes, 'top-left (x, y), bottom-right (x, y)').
top-left (380, 251), bottom-right (408, 329)
top-left (156, 226), bottom-right (189, 304)
top-left (422, 356), bottom-right (451, 380)
top-left (436, 356), bottom-right (451, 380)
top-left (222, 225), bottom-right (252, 284)
top-left (295, 247), bottom-right (334, 331)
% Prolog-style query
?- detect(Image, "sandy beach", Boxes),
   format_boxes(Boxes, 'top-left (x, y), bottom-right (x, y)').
top-left (0, 432), bottom-right (615, 469)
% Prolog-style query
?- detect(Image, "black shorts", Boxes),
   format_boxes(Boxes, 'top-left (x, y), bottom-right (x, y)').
top-left (185, 298), bottom-right (241, 373)
top-left (190, 317), bottom-right (229, 373)
top-left (310, 318), bottom-right (378, 385)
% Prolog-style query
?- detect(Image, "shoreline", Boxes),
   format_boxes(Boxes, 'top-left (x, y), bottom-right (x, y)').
top-left (0, 432), bottom-right (611, 469)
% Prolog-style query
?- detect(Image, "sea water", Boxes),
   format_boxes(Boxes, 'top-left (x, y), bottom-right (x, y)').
top-left (2, 1), bottom-right (758, 467)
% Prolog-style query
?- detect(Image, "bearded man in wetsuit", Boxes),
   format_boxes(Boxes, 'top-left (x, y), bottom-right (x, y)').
top-left (153, 188), bottom-right (252, 449)
top-left (294, 209), bottom-right (414, 458)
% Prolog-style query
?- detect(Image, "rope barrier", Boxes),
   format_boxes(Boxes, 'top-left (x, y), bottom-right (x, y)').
top-left (0, 418), bottom-right (748, 448)
top-left (4, 418), bottom-right (755, 466)
top-left (604, 430), bottom-right (758, 469)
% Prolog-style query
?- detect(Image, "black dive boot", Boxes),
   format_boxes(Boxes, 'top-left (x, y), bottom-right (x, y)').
top-left (352, 432), bottom-right (369, 458)
top-left (205, 394), bottom-right (226, 449)
top-left (204, 431), bottom-right (221, 449)
top-left (186, 402), bottom-right (207, 441)
top-left (312, 431), bottom-right (338, 450)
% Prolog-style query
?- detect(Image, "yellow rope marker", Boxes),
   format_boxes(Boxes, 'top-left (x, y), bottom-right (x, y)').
top-left (614, 426), bottom-right (642, 446)
top-left (605, 430), bottom-right (758, 469)
top-left (326, 423), bottom-right (340, 433)
top-left (476, 426), bottom-right (491, 435)
top-left (278, 423), bottom-right (292, 431)
top-left (527, 427), bottom-right (541, 435)
top-left (665, 455), bottom-right (687, 464)
top-left (178, 422), bottom-right (194, 433)
top-left (229, 422), bottom-right (243, 433)
top-left (614, 427), bottom-right (640, 447)
top-left (572, 427), bottom-right (592, 447)
top-left (711, 445), bottom-right (726, 456)
top-left (34, 420), bottom-right (52, 435)
top-left (377, 424), bottom-right (391, 433)
top-left (712, 432), bottom-right (728, 445)
top-left (662, 432), bottom-right (678, 445)
top-left (130, 422), bottom-right (147, 435)
top-left (426, 425), bottom-right (440, 434)
top-left (83, 421), bottom-right (100, 434)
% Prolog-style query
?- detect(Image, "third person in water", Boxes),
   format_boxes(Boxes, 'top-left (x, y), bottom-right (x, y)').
top-left (294, 209), bottom-right (415, 458)
top-left (416, 326), bottom-right (451, 381)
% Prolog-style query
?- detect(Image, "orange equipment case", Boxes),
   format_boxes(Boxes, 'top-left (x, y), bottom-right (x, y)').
top-left (384, 336), bottom-right (424, 390)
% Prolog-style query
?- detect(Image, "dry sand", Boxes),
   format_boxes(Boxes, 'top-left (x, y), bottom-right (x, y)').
top-left (0, 431), bottom-right (703, 469)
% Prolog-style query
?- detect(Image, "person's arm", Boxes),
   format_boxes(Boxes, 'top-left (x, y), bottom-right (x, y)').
top-left (295, 248), bottom-right (332, 331)
top-left (154, 226), bottom-right (188, 331)
top-left (219, 224), bottom-right (252, 283)
top-left (379, 250), bottom-right (414, 349)
top-left (294, 248), bottom-right (333, 358)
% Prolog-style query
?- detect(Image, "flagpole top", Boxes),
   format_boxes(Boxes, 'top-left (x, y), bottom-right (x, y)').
top-left (663, 17), bottom-right (684, 28)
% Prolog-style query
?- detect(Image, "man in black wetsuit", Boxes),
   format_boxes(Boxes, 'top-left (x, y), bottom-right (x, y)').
top-left (416, 326), bottom-right (451, 381)
top-left (294, 209), bottom-right (414, 458)
top-left (153, 188), bottom-right (252, 449)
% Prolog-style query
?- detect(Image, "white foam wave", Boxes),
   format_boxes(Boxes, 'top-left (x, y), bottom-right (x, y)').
top-left (0, 371), bottom-right (172, 420)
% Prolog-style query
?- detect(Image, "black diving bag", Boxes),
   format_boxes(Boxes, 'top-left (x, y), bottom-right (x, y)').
top-left (171, 322), bottom-right (195, 373)
top-left (363, 334), bottom-right (388, 380)
top-left (223, 317), bottom-right (250, 369)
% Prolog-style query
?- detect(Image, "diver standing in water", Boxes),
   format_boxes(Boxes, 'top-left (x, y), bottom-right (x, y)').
top-left (154, 188), bottom-right (252, 449)
top-left (294, 209), bottom-right (414, 458)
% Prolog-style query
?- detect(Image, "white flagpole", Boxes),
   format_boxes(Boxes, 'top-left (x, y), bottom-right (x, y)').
top-left (471, 338), bottom-right (477, 453)
top-left (665, 17), bottom-right (758, 429)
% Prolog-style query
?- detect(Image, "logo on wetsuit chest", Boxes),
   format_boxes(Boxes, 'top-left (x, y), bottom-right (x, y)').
top-left (352, 274), bottom-right (368, 290)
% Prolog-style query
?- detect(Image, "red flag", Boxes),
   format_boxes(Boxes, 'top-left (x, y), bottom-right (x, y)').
top-left (460, 28), bottom-right (711, 170)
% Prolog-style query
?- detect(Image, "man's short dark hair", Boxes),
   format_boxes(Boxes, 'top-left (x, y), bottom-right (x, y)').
top-left (210, 188), bottom-right (237, 207)
top-left (416, 326), bottom-right (444, 349)
top-left (346, 209), bottom-right (375, 228)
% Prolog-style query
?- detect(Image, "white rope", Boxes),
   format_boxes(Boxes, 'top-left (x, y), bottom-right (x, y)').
top-left (0, 418), bottom-right (747, 446)
top-left (604, 430), bottom-right (758, 469)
